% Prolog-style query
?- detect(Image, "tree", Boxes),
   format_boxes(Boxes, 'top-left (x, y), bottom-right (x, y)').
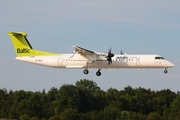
top-left (147, 112), bottom-right (161, 120)
top-left (87, 110), bottom-right (104, 120)
top-left (59, 108), bottom-right (79, 120)
top-left (133, 87), bottom-right (153, 114)
top-left (93, 89), bottom-right (107, 111)
top-left (7, 90), bottom-right (15, 118)
top-left (124, 86), bottom-right (134, 96)
top-left (30, 117), bottom-right (39, 120)
top-left (76, 79), bottom-right (100, 92)
top-left (76, 84), bottom-right (94, 112)
top-left (121, 110), bottom-right (130, 120)
top-left (0, 88), bottom-right (9, 118)
top-left (119, 93), bottom-right (134, 111)
top-left (49, 115), bottom-right (60, 120)
top-left (1, 79), bottom-right (180, 119)
top-left (10, 90), bottom-right (45, 119)
top-left (104, 105), bottom-right (117, 120)
top-left (55, 84), bottom-right (80, 114)
top-left (170, 95), bottom-right (180, 119)
top-left (46, 87), bottom-right (58, 118)
top-left (106, 88), bottom-right (120, 104)
top-left (150, 89), bottom-right (176, 115)
top-left (162, 104), bottom-right (169, 120)
top-left (130, 112), bottom-right (147, 120)
top-left (19, 114), bottom-right (30, 120)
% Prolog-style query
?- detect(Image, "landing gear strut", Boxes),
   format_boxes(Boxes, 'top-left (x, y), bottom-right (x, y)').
top-left (96, 68), bottom-right (102, 76)
top-left (83, 69), bottom-right (89, 75)
top-left (164, 69), bottom-right (168, 74)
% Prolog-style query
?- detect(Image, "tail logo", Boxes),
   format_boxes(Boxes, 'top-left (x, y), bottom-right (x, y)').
top-left (17, 48), bottom-right (30, 53)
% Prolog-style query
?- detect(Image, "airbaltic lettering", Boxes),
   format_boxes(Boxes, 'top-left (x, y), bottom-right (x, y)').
top-left (17, 48), bottom-right (30, 53)
top-left (116, 56), bottom-right (128, 61)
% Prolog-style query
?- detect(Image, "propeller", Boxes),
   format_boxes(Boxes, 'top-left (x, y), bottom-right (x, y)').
top-left (107, 48), bottom-right (114, 65)
top-left (120, 49), bottom-right (124, 55)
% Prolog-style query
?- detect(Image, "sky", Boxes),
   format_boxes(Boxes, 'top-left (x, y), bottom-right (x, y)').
top-left (0, 0), bottom-right (180, 92)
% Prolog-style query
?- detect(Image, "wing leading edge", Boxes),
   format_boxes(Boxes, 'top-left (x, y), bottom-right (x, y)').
top-left (72, 46), bottom-right (95, 55)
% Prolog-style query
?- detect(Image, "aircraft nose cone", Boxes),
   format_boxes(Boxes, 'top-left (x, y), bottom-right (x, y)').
top-left (169, 62), bottom-right (175, 68)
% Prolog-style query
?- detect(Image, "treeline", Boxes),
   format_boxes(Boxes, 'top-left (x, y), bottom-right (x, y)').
top-left (0, 79), bottom-right (180, 120)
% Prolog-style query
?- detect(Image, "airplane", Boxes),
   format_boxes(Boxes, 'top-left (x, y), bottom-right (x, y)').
top-left (7, 32), bottom-right (175, 76)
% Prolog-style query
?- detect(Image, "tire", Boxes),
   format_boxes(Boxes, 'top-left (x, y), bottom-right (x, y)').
top-left (83, 69), bottom-right (89, 74)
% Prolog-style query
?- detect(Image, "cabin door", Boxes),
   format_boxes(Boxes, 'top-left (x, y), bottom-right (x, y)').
top-left (58, 57), bottom-right (63, 66)
top-left (136, 58), bottom-right (140, 66)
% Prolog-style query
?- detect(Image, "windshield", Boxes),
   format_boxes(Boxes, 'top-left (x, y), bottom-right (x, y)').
top-left (155, 57), bottom-right (165, 60)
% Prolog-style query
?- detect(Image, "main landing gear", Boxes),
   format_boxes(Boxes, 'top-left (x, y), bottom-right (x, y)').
top-left (83, 68), bottom-right (102, 76)
top-left (83, 69), bottom-right (89, 75)
top-left (96, 68), bottom-right (102, 76)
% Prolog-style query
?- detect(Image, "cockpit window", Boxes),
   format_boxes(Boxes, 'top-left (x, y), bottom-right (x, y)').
top-left (160, 57), bottom-right (165, 59)
top-left (155, 57), bottom-right (160, 59)
top-left (155, 57), bottom-right (165, 59)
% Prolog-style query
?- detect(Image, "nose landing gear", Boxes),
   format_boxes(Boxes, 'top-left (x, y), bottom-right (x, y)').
top-left (164, 69), bottom-right (168, 74)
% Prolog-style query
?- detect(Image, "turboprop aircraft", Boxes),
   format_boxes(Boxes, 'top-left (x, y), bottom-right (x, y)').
top-left (7, 32), bottom-right (174, 76)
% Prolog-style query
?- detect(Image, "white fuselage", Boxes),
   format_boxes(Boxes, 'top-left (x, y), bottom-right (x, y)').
top-left (15, 53), bottom-right (174, 69)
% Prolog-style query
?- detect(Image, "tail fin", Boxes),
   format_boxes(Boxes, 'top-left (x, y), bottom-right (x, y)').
top-left (7, 32), bottom-right (59, 56)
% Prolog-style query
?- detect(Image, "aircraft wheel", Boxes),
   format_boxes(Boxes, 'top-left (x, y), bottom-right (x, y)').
top-left (164, 69), bottom-right (168, 74)
top-left (83, 69), bottom-right (89, 74)
top-left (96, 71), bottom-right (101, 76)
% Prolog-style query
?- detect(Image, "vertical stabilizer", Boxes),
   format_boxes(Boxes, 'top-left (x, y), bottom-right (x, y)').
top-left (8, 32), bottom-right (35, 56)
top-left (7, 32), bottom-right (59, 56)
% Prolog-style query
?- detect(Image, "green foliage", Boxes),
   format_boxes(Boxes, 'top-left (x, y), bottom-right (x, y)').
top-left (121, 110), bottom-right (130, 120)
top-left (41, 118), bottom-right (48, 120)
top-left (0, 88), bottom-right (11, 118)
top-left (30, 117), bottom-right (39, 120)
top-left (76, 83), bottom-right (94, 112)
top-left (106, 88), bottom-right (120, 104)
top-left (76, 79), bottom-right (100, 92)
top-left (129, 112), bottom-right (147, 120)
top-left (104, 105), bottom-right (117, 120)
top-left (147, 112), bottom-right (161, 120)
top-left (19, 114), bottom-right (30, 120)
top-left (54, 84), bottom-right (80, 114)
top-left (0, 79), bottom-right (179, 120)
top-left (93, 89), bottom-right (106, 110)
top-left (49, 115), bottom-right (60, 120)
top-left (59, 108), bottom-right (79, 120)
top-left (87, 110), bottom-right (104, 120)
top-left (169, 95), bottom-right (180, 119)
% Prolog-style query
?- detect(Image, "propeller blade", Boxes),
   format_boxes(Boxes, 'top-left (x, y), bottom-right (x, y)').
top-left (120, 49), bottom-right (123, 55)
top-left (108, 59), bottom-right (110, 65)
top-left (109, 47), bottom-right (111, 53)
top-left (107, 47), bottom-right (114, 65)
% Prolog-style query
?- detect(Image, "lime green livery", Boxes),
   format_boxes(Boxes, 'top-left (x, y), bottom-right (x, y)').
top-left (7, 32), bottom-right (60, 56)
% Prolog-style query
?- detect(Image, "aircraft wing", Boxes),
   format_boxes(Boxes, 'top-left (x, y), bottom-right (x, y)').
top-left (72, 46), bottom-right (95, 55)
